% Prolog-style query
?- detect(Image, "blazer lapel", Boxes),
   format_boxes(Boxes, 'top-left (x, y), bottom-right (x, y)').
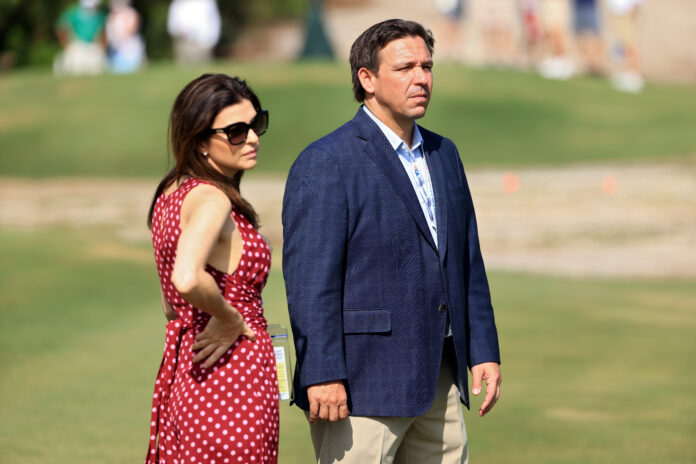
top-left (422, 128), bottom-right (448, 262)
top-left (354, 110), bottom-right (438, 252)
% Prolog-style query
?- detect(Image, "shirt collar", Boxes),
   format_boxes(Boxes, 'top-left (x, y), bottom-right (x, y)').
top-left (363, 105), bottom-right (424, 153)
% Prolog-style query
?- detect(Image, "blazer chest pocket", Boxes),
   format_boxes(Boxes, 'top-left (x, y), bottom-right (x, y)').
top-left (343, 309), bottom-right (391, 334)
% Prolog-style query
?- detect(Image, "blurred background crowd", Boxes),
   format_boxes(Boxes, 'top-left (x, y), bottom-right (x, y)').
top-left (0, 0), bottom-right (308, 72)
top-left (434, 0), bottom-right (647, 92)
top-left (1, 0), bottom-right (695, 93)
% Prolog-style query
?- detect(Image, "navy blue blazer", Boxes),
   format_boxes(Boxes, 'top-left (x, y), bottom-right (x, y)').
top-left (282, 108), bottom-right (500, 417)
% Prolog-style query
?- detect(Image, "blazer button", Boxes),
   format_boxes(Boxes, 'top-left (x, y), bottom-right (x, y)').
top-left (438, 304), bottom-right (448, 313)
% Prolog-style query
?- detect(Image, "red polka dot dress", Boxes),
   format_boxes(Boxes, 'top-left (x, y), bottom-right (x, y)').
top-left (146, 178), bottom-right (279, 464)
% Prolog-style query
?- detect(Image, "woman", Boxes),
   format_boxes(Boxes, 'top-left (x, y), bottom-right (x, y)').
top-left (145, 73), bottom-right (278, 463)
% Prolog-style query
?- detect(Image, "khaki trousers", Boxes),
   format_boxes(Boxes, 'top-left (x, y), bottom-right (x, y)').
top-left (307, 342), bottom-right (468, 464)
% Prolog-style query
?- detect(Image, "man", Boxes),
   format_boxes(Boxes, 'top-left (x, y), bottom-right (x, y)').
top-left (53, 0), bottom-right (107, 76)
top-left (282, 19), bottom-right (501, 463)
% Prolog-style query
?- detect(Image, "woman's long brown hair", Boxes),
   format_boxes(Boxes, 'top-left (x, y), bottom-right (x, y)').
top-left (147, 73), bottom-right (261, 229)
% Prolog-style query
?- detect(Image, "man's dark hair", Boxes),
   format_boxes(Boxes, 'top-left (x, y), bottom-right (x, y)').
top-left (349, 19), bottom-right (435, 102)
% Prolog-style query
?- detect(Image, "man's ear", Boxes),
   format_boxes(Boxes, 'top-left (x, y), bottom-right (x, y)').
top-left (358, 67), bottom-right (376, 96)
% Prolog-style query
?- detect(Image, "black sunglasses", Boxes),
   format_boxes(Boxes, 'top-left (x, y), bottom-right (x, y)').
top-left (208, 110), bottom-right (269, 145)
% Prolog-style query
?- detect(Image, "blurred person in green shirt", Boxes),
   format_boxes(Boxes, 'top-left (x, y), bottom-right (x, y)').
top-left (53, 0), bottom-right (107, 76)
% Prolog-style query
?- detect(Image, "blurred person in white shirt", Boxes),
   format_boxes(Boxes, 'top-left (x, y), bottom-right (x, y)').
top-left (167, 0), bottom-right (221, 64)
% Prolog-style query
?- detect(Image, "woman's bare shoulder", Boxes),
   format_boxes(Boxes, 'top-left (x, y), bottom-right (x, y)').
top-left (181, 182), bottom-right (232, 221)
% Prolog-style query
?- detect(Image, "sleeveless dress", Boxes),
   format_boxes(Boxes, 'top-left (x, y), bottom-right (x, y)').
top-left (146, 177), bottom-right (279, 464)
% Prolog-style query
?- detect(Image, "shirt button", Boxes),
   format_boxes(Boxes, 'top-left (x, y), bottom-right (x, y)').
top-left (438, 304), bottom-right (448, 313)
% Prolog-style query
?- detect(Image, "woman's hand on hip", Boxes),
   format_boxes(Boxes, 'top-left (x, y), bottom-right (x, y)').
top-left (192, 309), bottom-right (256, 369)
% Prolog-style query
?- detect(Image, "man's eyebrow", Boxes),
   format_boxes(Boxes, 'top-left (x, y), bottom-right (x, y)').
top-left (392, 58), bottom-right (433, 68)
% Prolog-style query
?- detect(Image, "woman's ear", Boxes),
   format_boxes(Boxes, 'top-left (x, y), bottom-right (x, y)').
top-left (197, 141), bottom-right (210, 156)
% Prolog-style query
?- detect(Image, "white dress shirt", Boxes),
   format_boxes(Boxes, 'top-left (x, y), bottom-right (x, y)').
top-left (363, 106), bottom-right (438, 247)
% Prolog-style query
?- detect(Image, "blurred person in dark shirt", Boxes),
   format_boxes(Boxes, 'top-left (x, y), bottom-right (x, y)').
top-left (573, 0), bottom-right (604, 75)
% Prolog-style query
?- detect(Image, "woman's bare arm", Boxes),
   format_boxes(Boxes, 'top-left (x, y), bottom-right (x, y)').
top-left (171, 184), bottom-right (255, 368)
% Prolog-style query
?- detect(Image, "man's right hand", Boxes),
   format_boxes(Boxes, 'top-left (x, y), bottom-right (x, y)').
top-left (307, 381), bottom-right (350, 424)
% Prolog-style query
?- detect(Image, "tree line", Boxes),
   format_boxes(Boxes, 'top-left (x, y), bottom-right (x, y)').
top-left (0, 0), bottom-right (308, 69)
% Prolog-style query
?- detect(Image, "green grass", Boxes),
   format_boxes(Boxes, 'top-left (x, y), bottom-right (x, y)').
top-left (1, 61), bottom-right (695, 178)
top-left (1, 227), bottom-right (694, 463)
top-left (0, 227), bottom-right (313, 463)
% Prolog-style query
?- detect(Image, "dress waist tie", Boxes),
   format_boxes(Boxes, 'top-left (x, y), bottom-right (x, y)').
top-left (145, 318), bottom-right (191, 464)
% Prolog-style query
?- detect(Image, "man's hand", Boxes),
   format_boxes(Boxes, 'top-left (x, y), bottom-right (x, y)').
top-left (471, 362), bottom-right (501, 417)
top-left (307, 381), bottom-right (350, 425)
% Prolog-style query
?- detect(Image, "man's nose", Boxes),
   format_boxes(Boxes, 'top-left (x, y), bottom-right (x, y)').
top-left (413, 67), bottom-right (429, 85)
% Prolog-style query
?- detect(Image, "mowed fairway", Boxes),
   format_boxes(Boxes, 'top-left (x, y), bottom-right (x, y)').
top-left (0, 227), bottom-right (694, 463)
top-left (0, 227), bottom-right (315, 463)
top-left (1, 61), bottom-right (696, 178)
